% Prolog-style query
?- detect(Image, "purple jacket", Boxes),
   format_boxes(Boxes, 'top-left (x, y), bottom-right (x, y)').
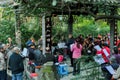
top-left (114, 54), bottom-right (120, 64)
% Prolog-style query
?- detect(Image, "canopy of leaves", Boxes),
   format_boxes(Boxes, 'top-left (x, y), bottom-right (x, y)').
top-left (0, 0), bottom-right (119, 46)
top-left (10, 0), bottom-right (120, 16)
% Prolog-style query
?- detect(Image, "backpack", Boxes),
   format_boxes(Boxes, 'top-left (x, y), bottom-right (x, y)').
top-left (33, 49), bottom-right (45, 65)
top-left (58, 55), bottom-right (64, 63)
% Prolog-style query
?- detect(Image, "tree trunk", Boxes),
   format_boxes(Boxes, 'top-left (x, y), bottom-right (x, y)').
top-left (15, 9), bottom-right (21, 48)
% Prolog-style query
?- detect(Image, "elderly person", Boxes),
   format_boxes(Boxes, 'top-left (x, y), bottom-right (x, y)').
top-left (9, 47), bottom-right (24, 80)
top-left (0, 45), bottom-right (7, 80)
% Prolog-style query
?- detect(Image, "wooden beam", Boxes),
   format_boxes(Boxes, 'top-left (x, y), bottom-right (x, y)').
top-left (95, 15), bottom-right (120, 20)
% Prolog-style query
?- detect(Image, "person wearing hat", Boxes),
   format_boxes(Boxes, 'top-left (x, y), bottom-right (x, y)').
top-left (0, 45), bottom-right (7, 80)
top-left (28, 43), bottom-right (36, 61)
top-left (9, 47), bottom-right (24, 80)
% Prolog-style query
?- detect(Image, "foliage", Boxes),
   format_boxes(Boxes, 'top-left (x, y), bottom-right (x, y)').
top-left (73, 15), bottom-right (110, 37)
top-left (0, 19), bottom-right (15, 43)
top-left (12, 0), bottom-right (120, 17)
top-left (20, 17), bottom-right (42, 47)
top-left (117, 21), bottom-right (120, 36)
top-left (0, 8), bottom-right (15, 43)
top-left (0, 7), bottom-right (112, 46)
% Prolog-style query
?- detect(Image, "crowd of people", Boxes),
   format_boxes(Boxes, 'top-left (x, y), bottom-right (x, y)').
top-left (1, 33), bottom-right (120, 80)
top-left (54, 33), bottom-right (120, 80)
top-left (0, 37), bottom-right (25, 80)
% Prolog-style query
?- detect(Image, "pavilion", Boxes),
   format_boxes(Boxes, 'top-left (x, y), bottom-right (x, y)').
top-left (0, 0), bottom-right (120, 54)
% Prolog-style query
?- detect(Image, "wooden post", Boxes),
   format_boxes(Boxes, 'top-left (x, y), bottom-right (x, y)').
top-left (42, 15), bottom-right (52, 54)
top-left (109, 7), bottom-right (118, 54)
top-left (45, 16), bottom-right (52, 53)
top-left (14, 5), bottom-right (21, 48)
top-left (110, 19), bottom-right (115, 54)
top-left (42, 15), bottom-right (46, 55)
top-left (114, 20), bottom-right (117, 45)
top-left (68, 15), bottom-right (73, 35)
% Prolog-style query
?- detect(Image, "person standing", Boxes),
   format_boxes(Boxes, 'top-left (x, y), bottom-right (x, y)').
top-left (71, 38), bottom-right (82, 75)
top-left (9, 47), bottom-right (24, 80)
top-left (0, 45), bottom-right (7, 80)
top-left (66, 34), bottom-right (74, 67)
top-left (28, 43), bottom-right (36, 61)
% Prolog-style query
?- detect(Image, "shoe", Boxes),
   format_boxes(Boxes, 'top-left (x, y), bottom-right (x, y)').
top-left (76, 71), bottom-right (80, 74)
top-left (73, 72), bottom-right (76, 75)
top-left (70, 65), bottom-right (73, 67)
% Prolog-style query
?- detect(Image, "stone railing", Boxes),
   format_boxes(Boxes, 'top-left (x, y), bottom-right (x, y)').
top-left (24, 58), bottom-right (56, 80)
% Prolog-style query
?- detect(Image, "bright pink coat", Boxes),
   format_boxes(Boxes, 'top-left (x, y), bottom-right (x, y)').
top-left (71, 43), bottom-right (82, 59)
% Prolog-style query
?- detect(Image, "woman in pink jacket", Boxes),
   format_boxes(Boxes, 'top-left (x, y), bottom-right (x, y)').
top-left (71, 38), bottom-right (82, 75)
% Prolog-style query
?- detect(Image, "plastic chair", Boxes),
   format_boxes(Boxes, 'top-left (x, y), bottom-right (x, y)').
top-left (30, 73), bottom-right (38, 78)
top-left (58, 64), bottom-right (68, 77)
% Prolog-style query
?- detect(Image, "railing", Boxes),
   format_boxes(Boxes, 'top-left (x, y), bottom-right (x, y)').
top-left (24, 58), bottom-right (56, 80)
top-left (71, 56), bottom-right (105, 80)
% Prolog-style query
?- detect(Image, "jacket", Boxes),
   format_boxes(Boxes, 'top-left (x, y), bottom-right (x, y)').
top-left (0, 52), bottom-right (6, 71)
top-left (71, 42), bottom-right (82, 59)
top-left (9, 52), bottom-right (24, 74)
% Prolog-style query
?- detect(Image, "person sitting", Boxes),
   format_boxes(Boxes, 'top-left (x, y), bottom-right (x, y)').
top-left (111, 66), bottom-right (120, 80)
top-left (53, 52), bottom-right (64, 64)
top-left (106, 56), bottom-right (119, 80)
top-left (94, 43), bottom-right (111, 80)
top-left (58, 53), bottom-right (64, 63)
top-left (113, 46), bottom-right (120, 65)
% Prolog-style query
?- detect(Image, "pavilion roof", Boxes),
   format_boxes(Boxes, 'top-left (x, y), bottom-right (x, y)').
top-left (0, 0), bottom-right (120, 16)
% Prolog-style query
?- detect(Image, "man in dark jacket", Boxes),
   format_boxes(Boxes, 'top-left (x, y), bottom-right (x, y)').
top-left (28, 43), bottom-right (35, 61)
top-left (9, 47), bottom-right (24, 80)
top-left (66, 34), bottom-right (74, 67)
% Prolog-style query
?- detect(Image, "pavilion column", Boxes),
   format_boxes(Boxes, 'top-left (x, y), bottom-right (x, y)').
top-left (42, 15), bottom-right (52, 54)
top-left (109, 19), bottom-right (115, 53)
top-left (109, 7), bottom-right (118, 54)
top-left (114, 20), bottom-right (118, 45)
top-left (14, 5), bottom-right (21, 48)
top-left (45, 16), bottom-right (52, 53)
top-left (42, 15), bottom-right (46, 55)
top-left (68, 15), bottom-right (73, 35)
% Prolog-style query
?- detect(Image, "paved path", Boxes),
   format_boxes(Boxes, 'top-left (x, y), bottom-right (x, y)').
top-left (7, 57), bottom-right (104, 80)
top-left (60, 58), bottom-right (105, 80)
top-left (60, 59), bottom-right (76, 80)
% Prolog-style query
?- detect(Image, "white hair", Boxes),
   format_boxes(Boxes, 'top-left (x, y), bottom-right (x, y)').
top-left (13, 47), bottom-right (20, 51)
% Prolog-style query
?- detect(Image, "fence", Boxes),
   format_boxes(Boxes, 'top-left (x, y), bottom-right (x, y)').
top-left (71, 56), bottom-right (105, 80)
